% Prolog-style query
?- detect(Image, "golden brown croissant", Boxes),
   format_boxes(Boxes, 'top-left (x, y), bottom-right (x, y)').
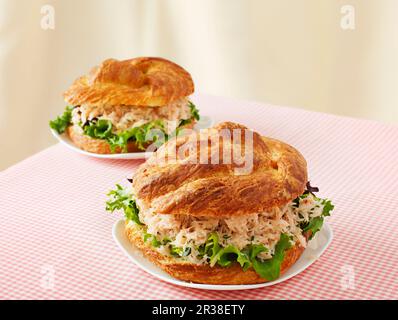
top-left (113, 122), bottom-right (318, 285)
top-left (64, 57), bottom-right (194, 107)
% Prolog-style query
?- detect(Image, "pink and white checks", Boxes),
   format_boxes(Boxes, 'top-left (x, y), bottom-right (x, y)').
top-left (1, 94), bottom-right (398, 299)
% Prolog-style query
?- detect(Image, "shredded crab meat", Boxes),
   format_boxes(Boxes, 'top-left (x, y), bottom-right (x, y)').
top-left (71, 97), bottom-right (192, 134)
top-left (135, 193), bottom-right (325, 264)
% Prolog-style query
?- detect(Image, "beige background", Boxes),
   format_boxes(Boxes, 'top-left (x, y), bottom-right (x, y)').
top-left (0, 0), bottom-right (397, 170)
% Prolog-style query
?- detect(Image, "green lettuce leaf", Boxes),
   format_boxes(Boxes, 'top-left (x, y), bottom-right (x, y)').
top-left (188, 101), bottom-right (200, 121)
top-left (202, 233), bottom-right (291, 279)
top-left (107, 120), bottom-right (167, 152)
top-left (300, 198), bottom-right (334, 239)
top-left (83, 119), bottom-right (113, 139)
top-left (204, 232), bottom-right (221, 261)
top-left (176, 101), bottom-right (200, 129)
top-left (143, 231), bottom-right (162, 248)
top-left (81, 102), bottom-right (200, 152)
top-left (105, 184), bottom-right (142, 225)
top-left (205, 233), bottom-right (251, 270)
top-left (82, 119), bottom-right (168, 152)
top-left (49, 106), bottom-right (73, 134)
top-left (302, 217), bottom-right (324, 239)
top-left (322, 199), bottom-right (334, 217)
top-left (251, 233), bottom-right (292, 281)
top-left (170, 246), bottom-right (191, 257)
top-left (247, 244), bottom-right (268, 260)
top-left (212, 245), bottom-right (252, 271)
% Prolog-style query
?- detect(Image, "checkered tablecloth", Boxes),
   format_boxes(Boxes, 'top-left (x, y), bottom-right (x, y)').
top-left (1, 94), bottom-right (398, 300)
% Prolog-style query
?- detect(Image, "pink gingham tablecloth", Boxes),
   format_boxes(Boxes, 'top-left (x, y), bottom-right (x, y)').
top-left (1, 94), bottom-right (398, 300)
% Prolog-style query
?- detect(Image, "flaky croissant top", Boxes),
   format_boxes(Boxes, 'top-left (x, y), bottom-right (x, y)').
top-left (63, 57), bottom-right (194, 107)
top-left (132, 122), bottom-right (308, 217)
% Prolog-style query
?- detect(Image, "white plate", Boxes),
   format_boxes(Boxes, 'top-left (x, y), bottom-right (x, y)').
top-left (51, 116), bottom-right (214, 160)
top-left (113, 219), bottom-right (333, 291)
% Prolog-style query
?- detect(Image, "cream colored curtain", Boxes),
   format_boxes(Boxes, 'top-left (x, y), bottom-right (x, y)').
top-left (1, 0), bottom-right (397, 170)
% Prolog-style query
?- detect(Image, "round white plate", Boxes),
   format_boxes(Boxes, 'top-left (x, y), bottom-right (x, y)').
top-left (51, 116), bottom-right (214, 160)
top-left (112, 219), bottom-right (333, 291)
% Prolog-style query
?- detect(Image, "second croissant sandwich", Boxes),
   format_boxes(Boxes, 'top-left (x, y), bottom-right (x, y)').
top-left (50, 57), bottom-right (199, 153)
top-left (106, 122), bottom-right (334, 284)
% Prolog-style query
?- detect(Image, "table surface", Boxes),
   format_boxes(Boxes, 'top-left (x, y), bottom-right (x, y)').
top-left (1, 94), bottom-right (398, 300)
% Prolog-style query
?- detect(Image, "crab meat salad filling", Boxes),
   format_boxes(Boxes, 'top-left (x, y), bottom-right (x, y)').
top-left (106, 182), bottom-right (334, 281)
top-left (49, 99), bottom-right (200, 152)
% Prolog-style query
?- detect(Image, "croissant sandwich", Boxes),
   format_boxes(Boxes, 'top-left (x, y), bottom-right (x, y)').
top-left (50, 57), bottom-right (199, 153)
top-left (106, 122), bottom-right (334, 284)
